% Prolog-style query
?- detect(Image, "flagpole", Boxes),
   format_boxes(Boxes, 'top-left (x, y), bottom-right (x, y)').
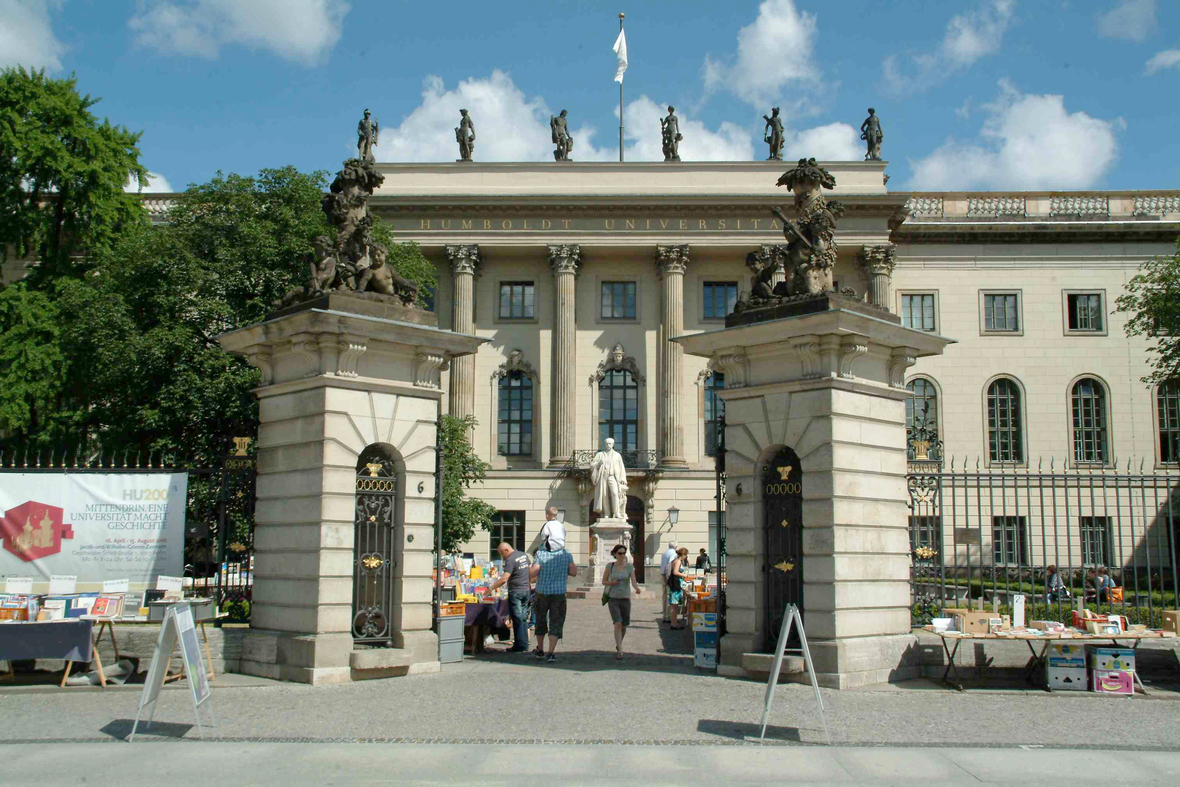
top-left (618, 12), bottom-right (624, 163)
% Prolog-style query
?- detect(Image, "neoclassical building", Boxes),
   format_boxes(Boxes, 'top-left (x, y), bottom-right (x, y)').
top-left (365, 161), bottom-right (1179, 580)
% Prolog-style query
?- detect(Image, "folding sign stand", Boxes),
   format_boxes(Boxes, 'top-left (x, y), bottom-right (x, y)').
top-left (129, 602), bottom-right (215, 741)
top-left (758, 603), bottom-right (830, 744)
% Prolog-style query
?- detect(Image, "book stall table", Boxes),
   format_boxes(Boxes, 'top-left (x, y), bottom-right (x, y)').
top-left (0, 619), bottom-right (108, 688)
top-left (463, 598), bottom-right (511, 655)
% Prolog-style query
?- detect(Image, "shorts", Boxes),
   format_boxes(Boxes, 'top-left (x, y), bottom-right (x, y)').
top-left (607, 597), bottom-right (631, 626)
top-left (533, 593), bottom-right (567, 639)
top-left (669, 589), bottom-right (684, 606)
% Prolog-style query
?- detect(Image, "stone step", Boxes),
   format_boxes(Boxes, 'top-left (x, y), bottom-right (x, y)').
top-left (565, 590), bottom-right (588, 599)
top-left (349, 647), bottom-right (413, 680)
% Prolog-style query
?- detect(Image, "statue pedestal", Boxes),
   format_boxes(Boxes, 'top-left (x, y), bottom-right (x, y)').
top-left (585, 518), bottom-right (633, 586)
top-left (677, 295), bottom-right (952, 688)
top-left (218, 296), bottom-right (484, 684)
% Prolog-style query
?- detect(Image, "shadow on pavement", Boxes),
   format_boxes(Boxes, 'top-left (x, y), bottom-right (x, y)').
top-left (698, 719), bottom-right (803, 743)
top-left (101, 719), bottom-right (196, 741)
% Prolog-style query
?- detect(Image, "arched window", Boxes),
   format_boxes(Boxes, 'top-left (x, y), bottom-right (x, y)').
top-left (1159, 380), bottom-right (1180, 464)
top-left (906, 378), bottom-right (940, 460)
top-left (986, 378), bottom-right (1024, 463)
top-left (1071, 378), bottom-right (1108, 464)
top-left (497, 372), bottom-right (533, 456)
top-left (599, 369), bottom-right (638, 449)
top-left (704, 372), bottom-right (725, 456)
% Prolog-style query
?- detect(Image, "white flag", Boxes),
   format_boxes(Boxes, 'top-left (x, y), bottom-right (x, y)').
top-left (613, 29), bottom-right (628, 83)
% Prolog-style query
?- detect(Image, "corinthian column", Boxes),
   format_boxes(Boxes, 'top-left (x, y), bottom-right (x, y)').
top-left (656, 244), bottom-right (689, 468)
top-left (548, 245), bottom-right (580, 466)
top-left (859, 244), bottom-right (896, 311)
top-left (446, 245), bottom-right (480, 420)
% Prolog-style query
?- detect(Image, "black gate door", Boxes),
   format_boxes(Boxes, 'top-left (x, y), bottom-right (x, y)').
top-left (353, 447), bottom-right (398, 644)
top-left (763, 447), bottom-right (803, 652)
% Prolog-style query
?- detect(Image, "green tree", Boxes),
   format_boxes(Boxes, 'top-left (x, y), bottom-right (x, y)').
top-left (0, 282), bottom-right (73, 441)
top-left (438, 414), bottom-right (498, 554)
top-left (1116, 237), bottom-right (1180, 384)
top-left (0, 67), bottom-right (149, 281)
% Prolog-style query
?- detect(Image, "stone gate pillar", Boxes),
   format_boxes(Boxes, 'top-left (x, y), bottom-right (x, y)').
top-left (677, 295), bottom-right (950, 688)
top-left (220, 294), bottom-right (484, 684)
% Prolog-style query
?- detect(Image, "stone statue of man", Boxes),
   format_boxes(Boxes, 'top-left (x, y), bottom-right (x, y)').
top-left (661, 106), bottom-right (681, 162)
top-left (357, 109), bottom-right (378, 163)
top-left (591, 437), bottom-right (628, 519)
top-left (763, 107), bottom-right (784, 161)
top-left (551, 110), bottom-right (572, 161)
top-left (860, 108), bottom-right (883, 161)
top-left (455, 109), bottom-right (475, 162)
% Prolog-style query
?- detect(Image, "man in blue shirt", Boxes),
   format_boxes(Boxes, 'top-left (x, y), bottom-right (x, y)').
top-left (528, 546), bottom-right (578, 663)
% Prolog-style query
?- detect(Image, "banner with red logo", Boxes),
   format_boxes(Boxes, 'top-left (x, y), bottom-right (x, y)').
top-left (0, 473), bottom-right (187, 585)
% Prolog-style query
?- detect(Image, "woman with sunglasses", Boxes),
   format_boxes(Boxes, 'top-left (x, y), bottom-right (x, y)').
top-left (602, 544), bottom-right (642, 660)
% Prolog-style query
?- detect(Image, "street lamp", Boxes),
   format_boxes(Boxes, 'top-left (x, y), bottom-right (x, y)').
top-left (667, 506), bottom-right (679, 527)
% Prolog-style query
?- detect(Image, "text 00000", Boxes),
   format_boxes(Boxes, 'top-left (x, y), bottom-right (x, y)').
top-left (765, 483), bottom-right (801, 495)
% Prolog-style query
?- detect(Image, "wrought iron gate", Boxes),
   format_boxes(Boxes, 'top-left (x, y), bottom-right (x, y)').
top-left (352, 448), bottom-right (399, 644)
top-left (763, 447), bottom-right (804, 651)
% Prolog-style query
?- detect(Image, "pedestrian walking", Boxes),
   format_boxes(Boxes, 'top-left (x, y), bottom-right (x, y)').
top-left (667, 547), bottom-right (691, 629)
top-left (602, 544), bottom-right (642, 660)
top-left (489, 541), bottom-right (531, 653)
top-left (528, 545), bottom-right (578, 663)
top-left (660, 539), bottom-right (679, 623)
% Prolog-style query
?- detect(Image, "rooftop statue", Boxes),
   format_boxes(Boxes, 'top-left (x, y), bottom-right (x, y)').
top-left (551, 110), bottom-right (573, 162)
top-left (661, 106), bottom-right (682, 162)
top-left (763, 107), bottom-right (784, 161)
top-left (357, 109), bottom-right (378, 164)
top-left (860, 108), bottom-right (883, 161)
top-left (455, 109), bottom-right (475, 162)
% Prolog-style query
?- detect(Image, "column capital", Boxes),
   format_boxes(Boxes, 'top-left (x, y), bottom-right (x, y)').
top-left (748, 244), bottom-right (787, 273)
top-left (858, 244), bottom-right (896, 276)
top-left (446, 244), bottom-right (481, 276)
top-left (548, 244), bottom-right (581, 275)
top-left (655, 244), bottom-right (689, 277)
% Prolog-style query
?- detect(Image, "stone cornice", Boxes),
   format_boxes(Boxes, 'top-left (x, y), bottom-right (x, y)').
top-left (370, 199), bottom-right (903, 216)
top-left (893, 222), bottom-right (1180, 244)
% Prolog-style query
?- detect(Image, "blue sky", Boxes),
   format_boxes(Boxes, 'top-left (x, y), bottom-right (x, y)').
top-left (3, 0), bottom-right (1179, 193)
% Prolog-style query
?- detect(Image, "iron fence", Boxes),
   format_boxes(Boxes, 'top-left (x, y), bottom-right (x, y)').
top-left (0, 439), bottom-right (256, 624)
top-left (907, 458), bottom-right (1180, 628)
top-left (570, 449), bottom-right (661, 470)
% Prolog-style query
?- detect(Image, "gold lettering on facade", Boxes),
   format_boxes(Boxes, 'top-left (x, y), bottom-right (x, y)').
top-left (770, 219), bottom-right (779, 229)
top-left (751, 219), bottom-right (760, 229)
top-left (736, 219), bottom-right (741, 229)
top-left (645, 219), bottom-right (651, 229)
top-left (441, 219), bottom-right (451, 229)
top-left (461, 219), bottom-right (472, 230)
top-left (605, 219), bottom-right (615, 229)
top-left (484, 219), bottom-right (492, 229)
top-left (699, 219), bottom-right (707, 230)
top-left (562, 219), bottom-right (571, 229)
top-left (502, 220), bottom-right (512, 230)
top-left (718, 219), bottom-right (726, 229)
top-left (660, 219), bottom-right (669, 229)
top-left (420, 219), bottom-right (431, 230)
top-left (542, 219), bottom-right (551, 229)
top-left (625, 219), bottom-right (635, 230)
top-left (522, 219), bottom-right (530, 229)
top-left (679, 219), bottom-right (688, 230)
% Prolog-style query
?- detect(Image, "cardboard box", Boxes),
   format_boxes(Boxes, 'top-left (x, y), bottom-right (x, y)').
top-left (955, 612), bottom-right (1009, 634)
top-left (693, 647), bottom-right (717, 669)
top-left (694, 631), bottom-right (719, 649)
top-left (1091, 668), bottom-right (1134, 695)
top-left (1163, 610), bottom-right (1180, 635)
top-left (1046, 666), bottom-right (1088, 691)
top-left (1087, 646), bottom-right (1135, 673)
top-left (692, 612), bottom-right (718, 631)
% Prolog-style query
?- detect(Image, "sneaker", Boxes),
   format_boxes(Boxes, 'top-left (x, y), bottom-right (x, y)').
top-left (534, 649), bottom-right (545, 660)
top-left (546, 654), bottom-right (557, 664)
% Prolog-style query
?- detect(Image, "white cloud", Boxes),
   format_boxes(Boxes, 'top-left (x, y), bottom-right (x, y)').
top-left (885, 0), bottom-right (1014, 93)
top-left (374, 72), bottom-right (754, 163)
top-left (125, 171), bottom-right (175, 193)
top-left (0, 0), bottom-right (66, 72)
top-left (782, 122), bottom-right (862, 161)
top-left (1145, 49), bottom-right (1180, 74)
top-left (908, 80), bottom-right (1119, 190)
top-left (1097, 0), bottom-right (1155, 43)
top-left (955, 98), bottom-right (974, 119)
top-left (702, 0), bottom-right (820, 110)
top-left (128, 0), bottom-right (349, 65)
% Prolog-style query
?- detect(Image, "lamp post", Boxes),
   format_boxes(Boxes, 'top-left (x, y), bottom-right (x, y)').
top-left (668, 506), bottom-right (679, 527)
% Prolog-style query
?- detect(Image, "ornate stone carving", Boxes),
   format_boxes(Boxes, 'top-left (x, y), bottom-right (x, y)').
top-left (905, 197), bottom-right (943, 218)
top-left (838, 340), bottom-right (868, 379)
top-left (246, 347), bottom-right (274, 386)
top-left (858, 245), bottom-right (896, 276)
top-left (592, 342), bottom-right (646, 386)
top-left (414, 352), bottom-right (446, 389)
top-left (291, 336), bottom-right (320, 378)
top-left (446, 244), bottom-right (481, 276)
top-left (860, 108), bottom-right (883, 161)
top-left (888, 349), bottom-right (918, 388)
top-left (792, 339), bottom-right (820, 380)
top-left (337, 337), bottom-right (367, 378)
top-left (1049, 196), bottom-right (1109, 217)
top-left (491, 348), bottom-right (538, 381)
top-left (713, 352), bottom-right (748, 388)
top-left (1132, 195), bottom-right (1180, 217)
top-left (548, 244), bottom-right (581, 275)
top-left (695, 359), bottom-right (718, 384)
top-left (967, 196), bottom-right (1026, 217)
top-left (655, 244), bottom-right (689, 276)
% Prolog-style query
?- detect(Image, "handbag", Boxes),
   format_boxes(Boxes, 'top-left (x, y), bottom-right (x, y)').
top-left (601, 566), bottom-right (613, 606)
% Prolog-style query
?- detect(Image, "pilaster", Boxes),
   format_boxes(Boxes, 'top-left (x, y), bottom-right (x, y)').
top-left (656, 244), bottom-right (689, 468)
top-left (549, 244), bottom-right (580, 466)
top-left (859, 245), bottom-right (896, 311)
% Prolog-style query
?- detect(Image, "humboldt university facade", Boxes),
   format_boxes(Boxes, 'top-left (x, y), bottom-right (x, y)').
top-left (356, 160), bottom-right (1178, 585)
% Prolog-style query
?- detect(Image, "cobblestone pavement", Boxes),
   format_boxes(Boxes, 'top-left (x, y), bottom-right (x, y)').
top-left (2, 593), bottom-right (1180, 752)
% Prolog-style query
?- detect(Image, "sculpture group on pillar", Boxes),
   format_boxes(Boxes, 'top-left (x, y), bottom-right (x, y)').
top-left (734, 158), bottom-right (846, 314)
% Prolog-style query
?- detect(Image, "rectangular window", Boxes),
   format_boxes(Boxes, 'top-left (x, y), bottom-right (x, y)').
top-left (1080, 516), bottom-right (1112, 566)
top-left (908, 516), bottom-right (942, 556)
top-left (708, 511), bottom-right (724, 565)
top-left (497, 374), bottom-right (533, 456)
top-left (1161, 383), bottom-right (1180, 464)
top-left (498, 282), bottom-right (535, 319)
top-left (488, 511), bottom-right (525, 562)
top-left (702, 282), bottom-right (738, 320)
top-left (901, 294), bottom-right (936, 332)
top-left (601, 281), bottom-right (637, 319)
top-left (983, 293), bottom-right (1020, 332)
top-left (704, 372), bottom-right (725, 457)
top-left (1067, 292), bottom-right (1104, 332)
top-left (991, 516), bottom-right (1028, 566)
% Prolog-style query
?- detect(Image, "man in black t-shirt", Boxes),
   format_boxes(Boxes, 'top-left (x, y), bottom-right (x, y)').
top-left (491, 542), bottom-right (532, 652)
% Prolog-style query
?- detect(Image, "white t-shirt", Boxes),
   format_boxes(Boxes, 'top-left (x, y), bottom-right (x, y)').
top-left (528, 519), bottom-right (566, 554)
top-left (660, 547), bottom-right (678, 577)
